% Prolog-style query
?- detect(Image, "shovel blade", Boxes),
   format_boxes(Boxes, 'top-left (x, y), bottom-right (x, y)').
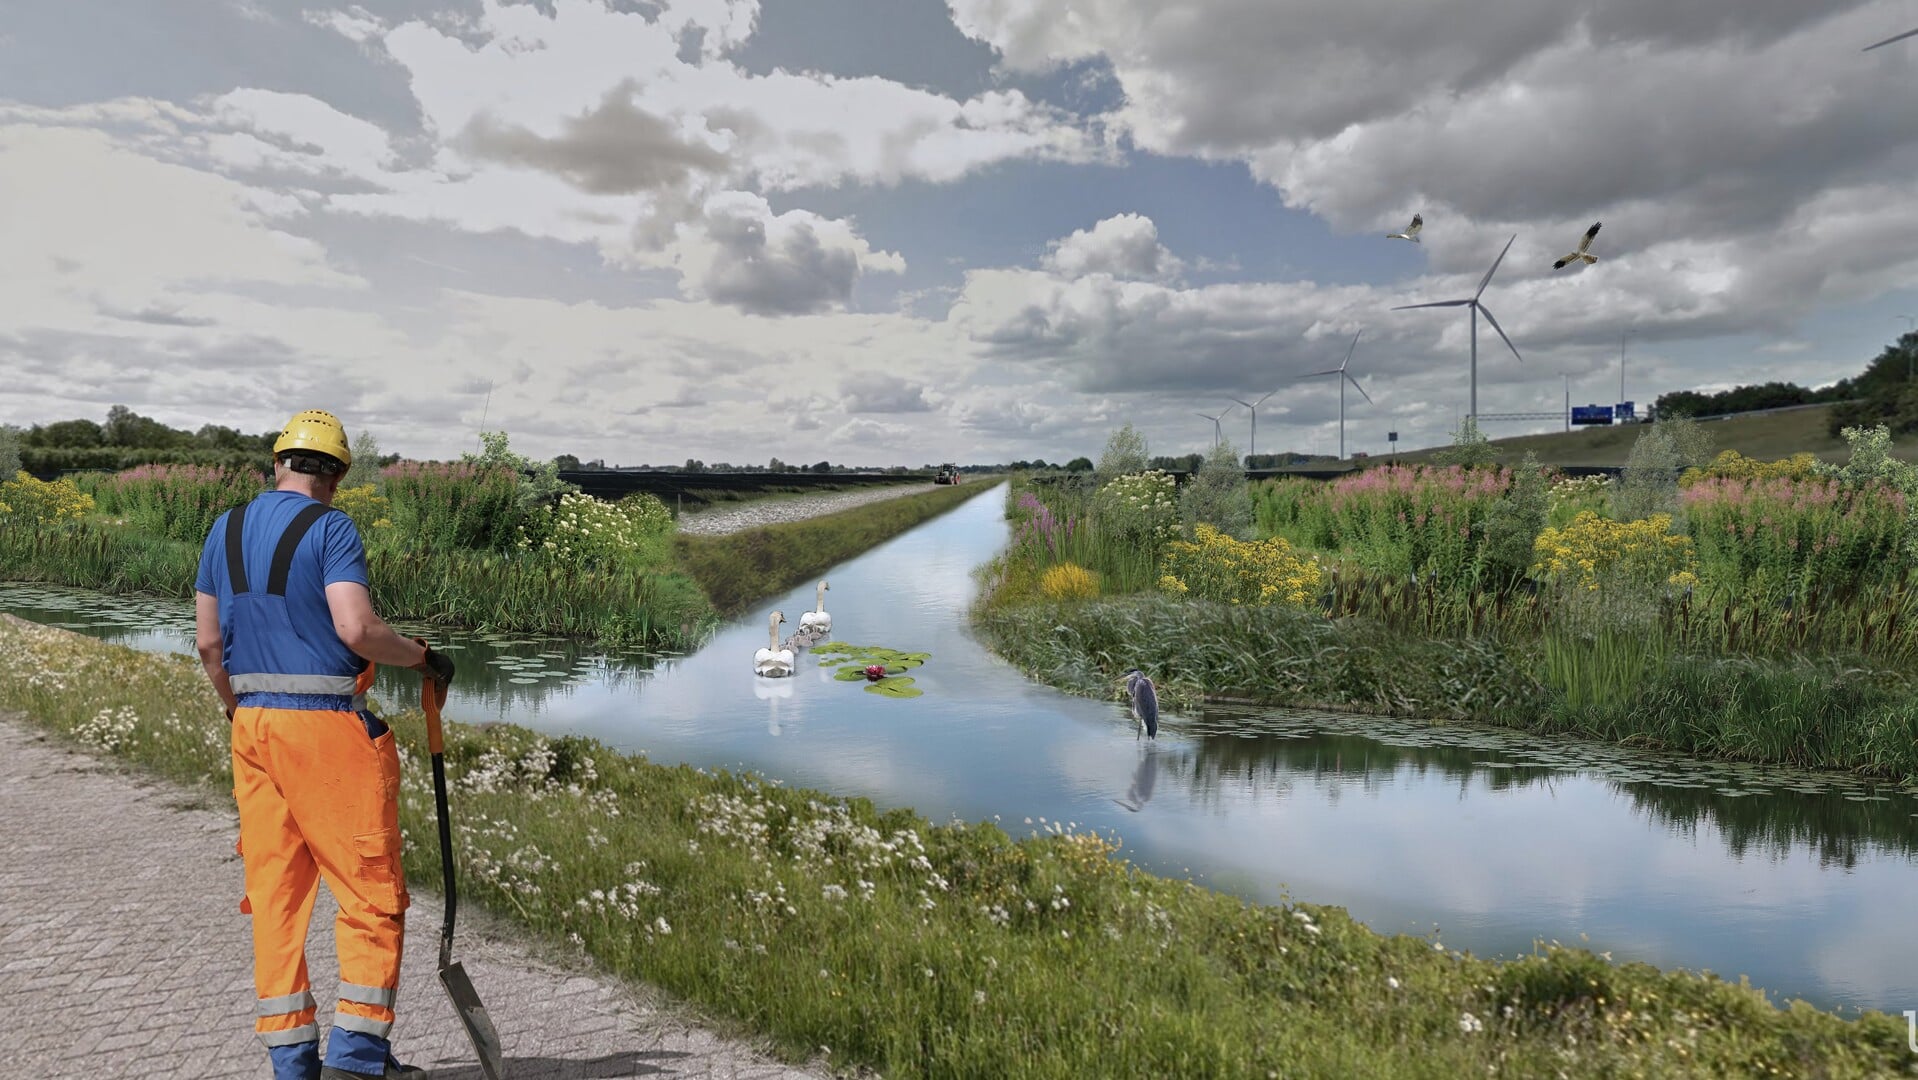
top-left (440, 960), bottom-right (506, 1079)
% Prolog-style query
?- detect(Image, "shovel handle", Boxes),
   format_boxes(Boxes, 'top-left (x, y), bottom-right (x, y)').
top-left (414, 638), bottom-right (459, 957)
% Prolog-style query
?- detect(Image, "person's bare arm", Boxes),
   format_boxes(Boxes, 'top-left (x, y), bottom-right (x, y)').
top-left (195, 591), bottom-right (238, 718)
top-left (326, 581), bottom-right (431, 669)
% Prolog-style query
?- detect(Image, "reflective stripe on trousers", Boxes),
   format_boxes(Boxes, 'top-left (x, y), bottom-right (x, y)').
top-left (233, 683), bottom-right (407, 1056)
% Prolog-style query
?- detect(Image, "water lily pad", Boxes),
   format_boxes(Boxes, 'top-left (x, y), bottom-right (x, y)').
top-left (507, 677), bottom-right (540, 684)
top-left (833, 667), bottom-right (871, 681)
top-left (865, 676), bottom-right (921, 698)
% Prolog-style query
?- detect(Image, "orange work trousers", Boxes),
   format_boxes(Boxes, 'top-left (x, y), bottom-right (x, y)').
top-left (232, 691), bottom-right (408, 1049)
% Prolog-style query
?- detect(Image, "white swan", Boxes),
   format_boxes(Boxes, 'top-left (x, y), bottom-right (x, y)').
top-left (1553, 221), bottom-right (1602, 269)
top-left (754, 611), bottom-right (794, 678)
top-left (798, 580), bottom-right (831, 636)
top-left (1386, 213), bottom-right (1423, 243)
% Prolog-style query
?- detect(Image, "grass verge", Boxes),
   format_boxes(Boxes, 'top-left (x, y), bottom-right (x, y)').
top-left (676, 480), bottom-right (999, 614)
top-left (2, 616), bottom-right (1910, 1079)
top-left (973, 594), bottom-right (1918, 782)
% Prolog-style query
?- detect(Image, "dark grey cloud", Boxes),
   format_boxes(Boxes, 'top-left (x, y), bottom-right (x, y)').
top-left (459, 83), bottom-right (728, 194)
top-left (839, 373), bottom-right (933, 412)
top-left (694, 202), bottom-right (865, 315)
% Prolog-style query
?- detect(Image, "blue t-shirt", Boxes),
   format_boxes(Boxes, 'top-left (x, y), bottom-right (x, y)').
top-left (195, 490), bottom-right (370, 677)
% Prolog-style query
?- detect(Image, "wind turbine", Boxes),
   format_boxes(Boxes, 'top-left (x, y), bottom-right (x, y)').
top-left (1300, 330), bottom-right (1373, 461)
top-left (1392, 234), bottom-right (1521, 421)
top-left (1196, 407), bottom-right (1233, 449)
top-left (1228, 391), bottom-right (1275, 459)
top-left (1864, 26), bottom-right (1918, 50)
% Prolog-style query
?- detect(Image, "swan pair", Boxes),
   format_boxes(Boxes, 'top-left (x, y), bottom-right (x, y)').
top-left (754, 581), bottom-right (831, 678)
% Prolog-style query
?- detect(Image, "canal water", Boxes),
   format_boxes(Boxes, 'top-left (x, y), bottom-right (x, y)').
top-left (6, 481), bottom-right (1916, 1015)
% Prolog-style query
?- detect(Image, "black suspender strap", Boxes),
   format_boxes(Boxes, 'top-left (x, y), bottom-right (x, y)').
top-left (266, 504), bottom-right (334, 597)
top-left (224, 504), bottom-right (250, 594)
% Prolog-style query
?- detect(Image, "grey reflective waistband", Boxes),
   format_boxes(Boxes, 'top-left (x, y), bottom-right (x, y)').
top-left (230, 673), bottom-right (360, 695)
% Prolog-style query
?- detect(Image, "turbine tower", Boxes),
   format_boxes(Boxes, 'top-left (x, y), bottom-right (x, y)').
top-left (1300, 330), bottom-right (1373, 460)
top-left (1392, 234), bottom-right (1522, 421)
top-left (1228, 391), bottom-right (1275, 459)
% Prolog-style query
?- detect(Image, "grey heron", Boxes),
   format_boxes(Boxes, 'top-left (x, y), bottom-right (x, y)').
top-left (1121, 668), bottom-right (1159, 738)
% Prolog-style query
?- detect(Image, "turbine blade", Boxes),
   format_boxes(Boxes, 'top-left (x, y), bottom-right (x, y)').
top-left (1229, 398), bottom-right (1253, 409)
top-left (1475, 234), bottom-right (1518, 300)
top-left (1342, 329), bottom-right (1362, 371)
top-left (1392, 299), bottom-right (1473, 310)
top-left (1252, 390), bottom-right (1276, 407)
top-left (1478, 303), bottom-right (1522, 362)
top-left (1345, 373), bottom-right (1374, 405)
top-left (1865, 26), bottom-right (1918, 51)
top-left (1300, 368), bottom-right (1342, 378)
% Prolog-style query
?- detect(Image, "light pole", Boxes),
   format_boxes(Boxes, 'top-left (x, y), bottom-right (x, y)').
top-left (1563, 373), bottom-right (1570, 432)
top-left (1620, 329), bottom-right (1634, 406)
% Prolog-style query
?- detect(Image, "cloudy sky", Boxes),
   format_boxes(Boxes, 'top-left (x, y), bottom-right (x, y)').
top-left (5, 0), bottom-right (1918, 465)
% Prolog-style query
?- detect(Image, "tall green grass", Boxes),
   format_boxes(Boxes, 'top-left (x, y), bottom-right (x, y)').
top-left (4, 618), bottom-right (1907, 1080)
top-left (975, 594), bottom-right (1918, 780)
top-left (380, 461), bottom-right (523, 552)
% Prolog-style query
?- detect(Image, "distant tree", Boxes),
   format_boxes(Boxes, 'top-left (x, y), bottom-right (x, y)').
top-left (552, 453), bottom-right (581, 471)
top-left (25, 418), bottom-right (105, 448)
top-left (811, 460), bottom-right (833, 474)
top-left (1065, 456), bottom-right (1094, 472)
top-left (683, 458), bottom-right (707, 473)
top-left (1828, 331), bottom-right (1918, 435)
top-left (768, 457), bottom-right (786, 473)
top-left (1179, 440), bottom-right (1253, 537)
top-left (0, 425), bottom-right (22, 478)
top-left (1095, 423), bottom-right (1149, 486)
top-left (342, 430), bottom-right (384, 489)
top-left (104, 405), bottom-right (188, 448)
top-left (194, 424), bottom-right (245, 450)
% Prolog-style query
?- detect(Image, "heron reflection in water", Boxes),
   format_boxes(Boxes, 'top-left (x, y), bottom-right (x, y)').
top-left (1115, 744), bottom-right (1160, 812)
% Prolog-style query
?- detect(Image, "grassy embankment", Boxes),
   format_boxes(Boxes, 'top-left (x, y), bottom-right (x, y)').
top-left (0, 468), bottom-right (994, 648)
top-left (4, 615), bottom-right (1908, 1079)
top-left (1291, 403), bottom-right (1913, 470)
top-left (676, 479), bottom-right (998, 614)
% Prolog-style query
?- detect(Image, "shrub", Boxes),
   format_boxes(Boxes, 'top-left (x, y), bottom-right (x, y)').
top-left (1092, 470), bottom-right (1180, 555)
top-left (341, 430), bottom-right (384, 490)
top-left (1611, 417), bottom-right (1714, 523)
top-left (1480, 453), bottom-right (1549, 583)
top-left (1531, 511), bottom-right (1697, 592)
top-left (518, 492), bottom-right (672, 571)
top-left (1094, 423), bottom-right (1149, 488)
top-left (1039, 563), bottom-right (1100, 601)
top-left (1179, 441), bottom-right (1253, 537)
top-left (1158, 524), bottom-right (1322, 607)
top-left (0, 426), bottom-right (21, 479)
top-left (467, 430), bottom-right (579, 514)
top-left (1433, 417), bottom-right (1494, 469)
top-left (0, 472), bottom-right (95, 524)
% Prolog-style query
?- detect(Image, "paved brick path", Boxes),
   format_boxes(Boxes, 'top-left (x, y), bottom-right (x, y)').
top-left (0, 714), bottom-right (831, 1080)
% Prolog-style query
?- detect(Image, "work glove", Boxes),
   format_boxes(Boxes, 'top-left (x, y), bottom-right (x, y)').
top-left (413, 645), bottom-right (457, 688)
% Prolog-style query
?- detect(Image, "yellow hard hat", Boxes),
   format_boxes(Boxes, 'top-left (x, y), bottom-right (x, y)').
top-left (273, 409), bottom-right (352, 468)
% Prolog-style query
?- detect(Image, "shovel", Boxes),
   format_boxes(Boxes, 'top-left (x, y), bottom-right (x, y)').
top-left (418, 648), bottom-right (507, 1079)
